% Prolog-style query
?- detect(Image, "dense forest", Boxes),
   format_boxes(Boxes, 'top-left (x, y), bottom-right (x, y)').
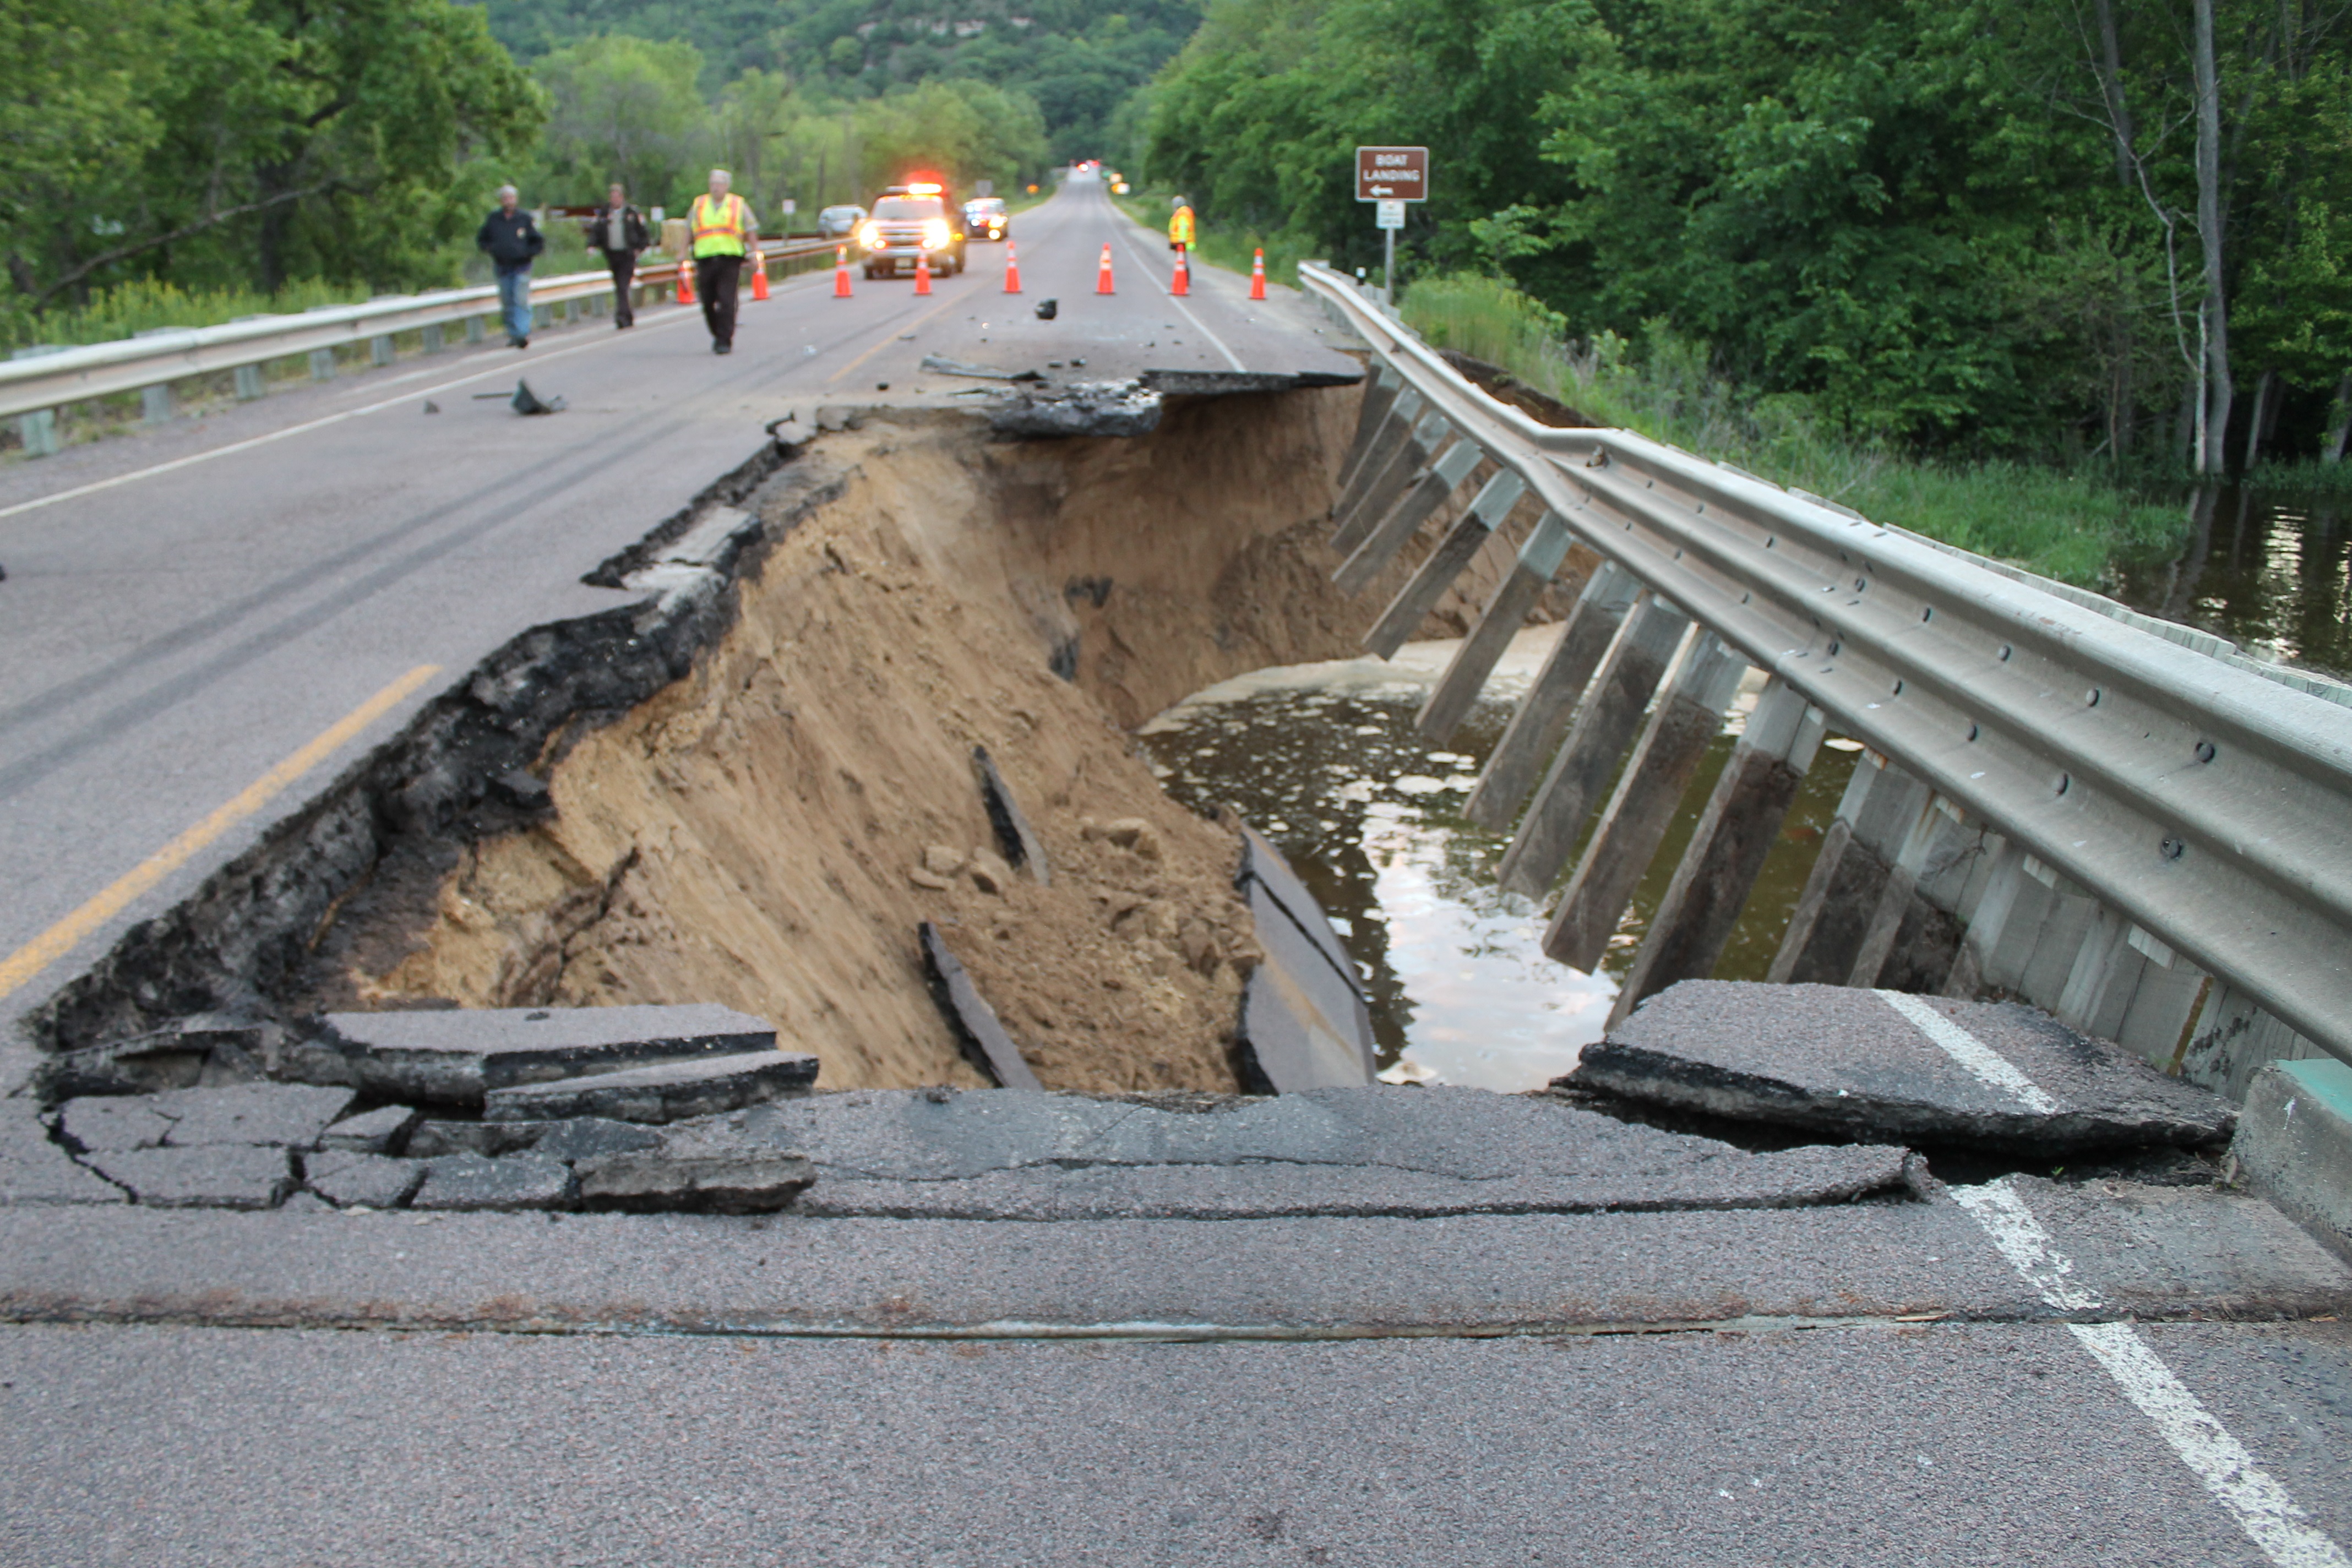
top-left (1141, 0), bottom-right (2352, 471)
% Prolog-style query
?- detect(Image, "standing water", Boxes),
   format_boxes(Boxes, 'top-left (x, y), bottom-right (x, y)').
top-left (2111, 487), bottom-right (2352, 682)
top-left (1140, 630), bottom-right (1864, 1091)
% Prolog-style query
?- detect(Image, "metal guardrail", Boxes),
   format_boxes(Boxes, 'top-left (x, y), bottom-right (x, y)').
top-left (1297, 260), bottom-right (2352, 1082)
top-left (1, 238), bottom-right (840, 424)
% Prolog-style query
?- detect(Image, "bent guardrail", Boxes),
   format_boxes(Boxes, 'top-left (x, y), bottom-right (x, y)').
top-left (1296, 260), bottom-right (2352, 1091)
top-left (1, 238), bottom-right (841, 432)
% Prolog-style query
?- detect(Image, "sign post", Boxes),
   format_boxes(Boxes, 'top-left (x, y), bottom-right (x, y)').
top-left (1355, 146), bottom-right (1429, 306)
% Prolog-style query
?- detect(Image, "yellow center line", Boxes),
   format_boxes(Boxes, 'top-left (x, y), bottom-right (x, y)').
top-left (0, 663), bottom-right (442, 1001)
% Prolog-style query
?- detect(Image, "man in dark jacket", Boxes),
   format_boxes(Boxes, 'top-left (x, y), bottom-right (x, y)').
top-left (591, 183), bottom-right (650, 329)
top-left (475, 185), bottom-right (545, 348)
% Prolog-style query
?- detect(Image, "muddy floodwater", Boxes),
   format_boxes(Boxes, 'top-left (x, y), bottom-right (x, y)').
top-left (1141, 631), bottom-right (1864, 1092)
top-left (2111, 486), bottom-right (2352, 682)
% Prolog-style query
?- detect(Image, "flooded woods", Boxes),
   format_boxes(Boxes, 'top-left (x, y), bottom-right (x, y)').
top-left (2115, 487), bottom-right (2352, 680)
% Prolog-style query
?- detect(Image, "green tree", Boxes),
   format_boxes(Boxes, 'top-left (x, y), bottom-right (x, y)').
top-left (532, 34), bottom-right (709, 209)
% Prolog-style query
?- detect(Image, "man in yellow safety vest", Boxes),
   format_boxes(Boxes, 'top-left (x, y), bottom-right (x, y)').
top-left (689, 168), bottom-right (759, 355)
top-left (1168, 196), bottom-right (1196, 253)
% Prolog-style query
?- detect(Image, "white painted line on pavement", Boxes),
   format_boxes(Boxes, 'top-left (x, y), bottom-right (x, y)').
top-left (1102, 193), bottom-right (1246, 373)
top-left (1879, 989), bottom-right (2061, 1114)
top-left (1953, 1178), bottom-right (2349, 1568)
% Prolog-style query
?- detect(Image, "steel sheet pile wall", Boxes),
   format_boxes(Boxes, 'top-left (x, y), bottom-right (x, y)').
top-left (1298, 263), bottom-right (2352, 1096)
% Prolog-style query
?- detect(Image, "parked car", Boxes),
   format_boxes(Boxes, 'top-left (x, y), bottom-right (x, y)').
top-left (963, 197), bottom-right (1009, 241)
top-left (816, 204), bottom-right (867, 241)
top-left (857, 183), bottom-right (966, 277)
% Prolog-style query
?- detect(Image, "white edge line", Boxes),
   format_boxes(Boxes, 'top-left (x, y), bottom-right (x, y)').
top-left (1954, 1178), bottom-right (2350, 1567)
top-left (1101, 191), bottom-right (1248, 373)
top-left (1878, 989), bottom-right (2062, 1115)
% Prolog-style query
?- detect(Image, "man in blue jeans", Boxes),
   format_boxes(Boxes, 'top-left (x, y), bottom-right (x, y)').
top-left (476, 185), bottom-right (545, 348)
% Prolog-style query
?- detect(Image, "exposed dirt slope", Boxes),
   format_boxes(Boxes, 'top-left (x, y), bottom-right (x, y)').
top-left (318, 390), bottom-right (1557, 1092)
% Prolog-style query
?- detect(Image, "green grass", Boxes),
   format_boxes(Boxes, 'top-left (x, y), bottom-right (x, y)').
top-left (1, 276), bottom-right (378, 356)
top-left (1401, 273), bottom-right (2188, 587)
top-left (2243, 457), bottom-right (2352, 500)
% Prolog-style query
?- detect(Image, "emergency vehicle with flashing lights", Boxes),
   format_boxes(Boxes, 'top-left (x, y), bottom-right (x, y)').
top-left (856, 179), bottom-right (967, 278)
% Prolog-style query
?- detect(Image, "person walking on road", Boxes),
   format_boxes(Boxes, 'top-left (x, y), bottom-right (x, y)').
top-left (476, 185), bottom-right (545, 349)
top-left (591, 183), bottom-right (650, 329)
top-left (689, 169), bottom-right (758, 356)
top-left (1168, 195), bottom-right (1196, 254)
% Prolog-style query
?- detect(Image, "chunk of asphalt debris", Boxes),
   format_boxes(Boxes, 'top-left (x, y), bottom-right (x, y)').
top-left (1224, 819), bottom-right (1376, 1093)
top-left (1034, 298), bottom-right (1058, 320)
top-left (411, 1152), bottom-right (576, 1212)
top-left (574, 1150), bottom-right (815, 1214)
top-left (918, 922), bottom-right (1044, 1090)
top-left (57, 1095), bottom-right (176, 1154)
top-left (155, 1084), bottom-right (357, 1148)
top-left (1234, 819), bottom-right (1356, 983)
top-left (532, 1117), bottom-right (665, 1161)
top-left (405, 1119), bottom-right (557, 1159)
top-left (0, 1104), bottom-right (126, 1205)
top-left (488, 769), bottom-right (552, 810)
top-left (86, 1145), bottom-right (295, 1210)
top-left (34, 1011), bottom-right (282, 1099)
top-left (918, 352), bottom-right (1045, 383)
top-left (319, 1104), bottom-right (423, 1155)
top-left (972, 745), bottom-right (1050, 885)
top-left (1570, 979), bottom-right (2237, 1155)
top-left (481, 1051), bottom-right (819, 1126)
top-left (304, 1004), bottom-right (782, 1107)
top-left (988, 380), bottom-right (1162, 439)
top-left (306, 1150), bottom-right (427, 1210)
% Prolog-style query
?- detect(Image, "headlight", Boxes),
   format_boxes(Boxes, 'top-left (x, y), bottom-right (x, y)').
top-left (923, 218), bottom-right (951, 249)
top-left (858, 222), bottom-right (880, 248)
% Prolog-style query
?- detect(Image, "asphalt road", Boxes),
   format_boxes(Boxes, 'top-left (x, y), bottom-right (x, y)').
top-left (0, 172), bottom-right (1358, 1080)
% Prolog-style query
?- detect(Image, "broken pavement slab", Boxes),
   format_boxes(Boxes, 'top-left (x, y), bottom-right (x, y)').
top-left (481, 1050), bottom-right (818, 1125)
top-left (411, 1152), bottom-right (576, 1212)
top-left (989, 380), bottom-right (1162, 439)
top-left (84, 1145), bottom-right (295, 1209)
top-left (659, 1086), bottom-right (1911, 1219)
top-left (306, 1150), bottom-right (426, 1210)
top-left (972, 745), bottom-right (1049, 884)
top-left (0, 1103), bottom-right (125, 1205)
top-left (304, 1004), bottom-right (782, 1107)
top-left (319, 1104), bottom-right (423, 1155)
top-left (57, 1083), bottom-right (356, 1153)
top-left (1570, 981), bottom-right (2235, 1154)
top-left (918, 922), bottom-right (1044, 1090)
top-left (574, 1150), bottom-right (815, 1215)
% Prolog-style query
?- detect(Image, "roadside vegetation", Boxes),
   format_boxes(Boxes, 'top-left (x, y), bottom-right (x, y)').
top-left (1402, 275), bottom-right (2189, 586)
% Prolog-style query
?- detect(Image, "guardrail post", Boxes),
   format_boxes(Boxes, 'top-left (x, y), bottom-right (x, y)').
top-left (1463, 561), bottom-right (1641, 830)
top-left (2011, 855), bottom-right (2102, 1008)
top-left (1363, 471), bottom-right (1527, 658)
top-left (1333, 363), bottom-right (1401, 494)
top-left (1841, 793), bottom-right (1963, 988)
top-left (233, 364), bottom-right (265, 400)
top-left (369, 335), bottom-right (394, 368)
top-left (532, 303), bottom-right (552, 333)
top-left (1332, 405), bottom-right (1441, 551)
top-left (466, 315), bottom-right (486, 345)
top-left (1543, 633), bottom-right (1750, 968)
top-left (1335, 438), bottom-right (1490, 595)
top-left (2099, 927), bottom-right (2208, 1068)
top-left (1766, 752), bottom-right (1932, 985)
top-left (1940, 839), bottom-right (2029, 999)
top-left (1416, 509), bottom-right (1587, 743)
top-left (1332, 386), bottom-right (1420, 520)
top-left (308, 349), bottom-right (335, 383)
top-left (2179, 981), bottom-right (2324, 1099)
top-left (1605, 679), bottom-right (1827, 1027)
top-left (129, 330), bottom-right (177, 426)
top-left (420, 324), bottom-right (445, 355)
top-left (1496, 595), bottom-right (1692, 894)
top-left (9, 345), bottom-right (68, 455)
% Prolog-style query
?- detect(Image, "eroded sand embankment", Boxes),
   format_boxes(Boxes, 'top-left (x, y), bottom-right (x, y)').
top-left (39, 387), bottom-right (1569, 1093)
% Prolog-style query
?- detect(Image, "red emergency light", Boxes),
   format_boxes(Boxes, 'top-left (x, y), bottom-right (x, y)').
top-left (905, 177), bottom-right (945, 197)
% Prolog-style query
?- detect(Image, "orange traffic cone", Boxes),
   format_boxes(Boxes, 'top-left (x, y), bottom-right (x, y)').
top-left (676, 255), bottom-right (696, 306)
top-left (1172, 247), bottom-right (1190, 297)
top-left (750, 247), bottom-right (770, 302)
top-left (913, 249), bottom-right (933, 296)
top-left (1003, 242), bottom-right (1022, 293)
top-left (1095, 243), bottom-right (1115, 294)
top-left (1249, 248), bottom-right (1267, 301)
top-left (833, 245), bottom-right (853, 298)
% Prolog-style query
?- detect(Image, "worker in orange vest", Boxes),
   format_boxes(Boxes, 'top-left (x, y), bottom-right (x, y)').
top-left (1168, 195), bottom-right (1196, 253)
top-left (689, 168), bottom-right (760, 355)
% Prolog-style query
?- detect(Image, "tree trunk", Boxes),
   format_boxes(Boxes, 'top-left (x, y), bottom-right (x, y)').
top-left (2192, 0), bottom-right (2234, 474)
top-left (2325, 373), bottom-right (2352, 464)
top-left (2092, 0), bottom-right (2139, 188)
top-left (2242, 368), bottom-right (2278, 470)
